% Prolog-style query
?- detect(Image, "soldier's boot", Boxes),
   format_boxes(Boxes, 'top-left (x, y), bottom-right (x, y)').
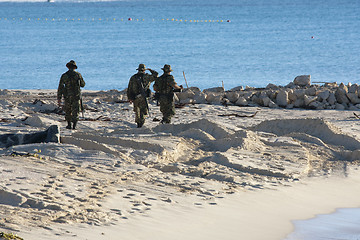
top-left (161, 117), bottom-right (171, 124)
top-left (72, 121), bottom-right (77, 129)
top-left (137, 121), bottom-right (144, 128)
top-left (66, 121), bottom-right (72, 129)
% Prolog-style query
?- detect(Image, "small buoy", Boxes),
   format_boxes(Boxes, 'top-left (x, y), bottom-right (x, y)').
top-left (311, 36), bottom-right (314, 39)
top-left (128, 18), bottom-right (132, 21)
top-left (227, 20), bottom-right (231, 22)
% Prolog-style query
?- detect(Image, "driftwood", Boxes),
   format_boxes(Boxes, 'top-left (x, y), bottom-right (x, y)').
top-left (354, 112), bottom-right (360, 119)
top-left (218, 111), bottom-right (259, 118)
top-left (79, 116), bottom-right (111, 121)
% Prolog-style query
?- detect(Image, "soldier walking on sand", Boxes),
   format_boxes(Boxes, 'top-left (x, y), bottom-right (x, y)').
top-left (153, 64), bottom-right (183, 124)
top-left (127, 64), bottom-right (158, 128)
top-left (57, 60), bottom-right (85, 130)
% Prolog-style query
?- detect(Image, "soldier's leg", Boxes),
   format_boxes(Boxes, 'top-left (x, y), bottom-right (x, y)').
top-left (133, 99), bottom-right (142, 127)
top-left (71, 101), bottom-right (80, 129)
top-left (160, 98), bottom-right (175, 124)
top-left (136, 98), bottom-right (148, 127)
top-left (64, 100), bottom-right (72, 129)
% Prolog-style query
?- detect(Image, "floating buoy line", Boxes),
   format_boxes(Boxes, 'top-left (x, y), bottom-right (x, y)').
top-left (0, 17), bottom-right (230, 23)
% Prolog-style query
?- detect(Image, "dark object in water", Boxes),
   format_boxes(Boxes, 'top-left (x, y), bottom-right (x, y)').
top-left (0, 125), bottom-right (60, 148)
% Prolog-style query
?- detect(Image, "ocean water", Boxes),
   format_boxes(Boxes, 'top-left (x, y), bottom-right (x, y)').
top-left (0, 0), bottom-right (359, 90)
top-left (285, 208), bottom-right (360, 240)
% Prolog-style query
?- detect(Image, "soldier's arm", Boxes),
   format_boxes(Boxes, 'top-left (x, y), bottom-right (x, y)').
top-left (78, 73), bottom-right (85, 88)
top-left (168, 76), bottom-right (183, 90)
top-left (127, 77), bottom-right (136, 102)
top-left (57, 75), bottom-right (65, 105)
top-left (147, 69), bottom-right (158, 83)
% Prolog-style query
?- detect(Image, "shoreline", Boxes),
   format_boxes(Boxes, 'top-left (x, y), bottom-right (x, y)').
top-left (0, 88), bottom-right (359, 239)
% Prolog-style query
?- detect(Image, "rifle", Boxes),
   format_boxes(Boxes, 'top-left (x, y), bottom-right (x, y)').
top-left (136, 74), bottom-right (151, 117)
top-left (80, 96), bottom-right (84, 118)
top-left (79, 79), bottom-right (85, 118)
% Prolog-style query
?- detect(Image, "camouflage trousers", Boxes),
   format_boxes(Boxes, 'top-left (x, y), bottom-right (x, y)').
top-left (133, 97), bottom-right (148, 125)
top-left (64, 98), bottom-right (81, 123)
top-left (158, 95), bottom-right (175, 123)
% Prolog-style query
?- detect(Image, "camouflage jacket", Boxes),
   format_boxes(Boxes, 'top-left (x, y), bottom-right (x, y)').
top-left (127, 71), bottom-right (158, 101)
top-left (153, 74), bottom-right (177, 95)
top-left (57, 70), bottom-right (85, 101)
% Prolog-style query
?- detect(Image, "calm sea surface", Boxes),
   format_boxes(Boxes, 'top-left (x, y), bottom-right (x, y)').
top-left (285, 208), bottom-right (360, 240)
top-left (0, 0), bottom-right (359, 90)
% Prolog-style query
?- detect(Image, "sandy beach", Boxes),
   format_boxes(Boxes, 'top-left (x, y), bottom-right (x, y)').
top-left (1, 87), bottom-right (360, 240)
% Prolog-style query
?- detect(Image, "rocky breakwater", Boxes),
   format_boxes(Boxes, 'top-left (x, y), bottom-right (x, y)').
top-left (175, 75), bottom-right (360, 110)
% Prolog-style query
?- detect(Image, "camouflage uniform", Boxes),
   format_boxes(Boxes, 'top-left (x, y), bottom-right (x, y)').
top-left (57, 60), bottom-right (85, 129)
top-left (153, 65), bottom-right (178, 123)
top-left (127, 64), bottom-right (158, 127)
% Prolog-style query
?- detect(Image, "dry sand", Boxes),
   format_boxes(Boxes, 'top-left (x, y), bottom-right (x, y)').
top-left (0, 89), bottom-right (360, 240)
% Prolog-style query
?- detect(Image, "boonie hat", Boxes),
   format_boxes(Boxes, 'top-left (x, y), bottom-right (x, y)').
top-left (66, 60), bottom-right (77, 69)
top-left (137, 64), bottom-right (146, 71)
top-left (162, 64), bottom-right (172, 72)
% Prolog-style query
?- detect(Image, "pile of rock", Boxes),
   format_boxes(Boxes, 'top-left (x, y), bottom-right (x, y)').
top-left (174, 75), bottom-right (360, 110)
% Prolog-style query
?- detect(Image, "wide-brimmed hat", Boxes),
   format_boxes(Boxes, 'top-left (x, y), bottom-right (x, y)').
top-left (137, 64), bottom-right (146, 71)
top-left (66, 60), bottom-right (77, 69)
top-left (162, 64), bottom-right (172, 72)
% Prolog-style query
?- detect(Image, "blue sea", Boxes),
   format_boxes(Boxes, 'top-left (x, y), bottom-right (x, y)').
top-left (285, 208), bottom-right (360, 240)
top-left (0, 0), bottom-right (359, 90)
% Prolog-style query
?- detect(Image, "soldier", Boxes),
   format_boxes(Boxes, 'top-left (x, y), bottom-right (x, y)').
top-left (127, 64), bottom-right (158, 128)
top-left (57, 60), bottom-right (85, 130)
top-left (153, 64), bottom-right (183, 124)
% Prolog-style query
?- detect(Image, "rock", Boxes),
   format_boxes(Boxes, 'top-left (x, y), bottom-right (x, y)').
top-left (276, 90), bottom-right (289, 107)
top-left (239, 91), bottom-right (255, 101)
top-left (346, 93), bottom-right (360, 104)
top-left (348, 84), bottom-right (358, 93)
top-left (193, 92), bottom-right (207, 104)
top-left (294, 89), bottom-right (306, 98)
top-left (327, 92), bottom-right (337, 105)
top-left (305, 86), bottom-right (317, 96)
top-left (286, 104), bottom-right (294, 109)
top-left (285, 82), bottom-right (296, 88)
top-left (309, 101), bottom-right (324, 109)
top-left (266, 83), bottom-right (279, 90)
top-left (294, 75), bottom-right (311, 86)
top-left (203, 87), bottom-right (224, 94)
top-left (251, 95), bottom-right (262, 106)
top-left (304, 95), bottom-right (317, 106)
top-left (317, 90), bottom-right (330, 101)
top-left (235, 97), bottom-right (248, 106)
top-left (176, 90), bottom-right (195, 101)
top-left (187, 87), bottom-right (201, 93)
top-left (294, 98), bottom-right (305, 108)
top-left (206, 93), bottom-right (223, 104)
top-left (288, 89), bottom-right (297, 102)
top-left (339, 82), bottom-right (348, 92)
top-left (230, 86), bottom-right (244, 91)
top-left (262, 97), bottom-right (271, 107)
top-left (335, 103), bottom-right (346, 110)
top-left (268, 100), bottom-right (278, 108)
top-left (335, 87), bottom-right (350, 104)
top-left (225, 91), bottom-right (240, 103)
top-left (349, 105), bottom-right (359, 110)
